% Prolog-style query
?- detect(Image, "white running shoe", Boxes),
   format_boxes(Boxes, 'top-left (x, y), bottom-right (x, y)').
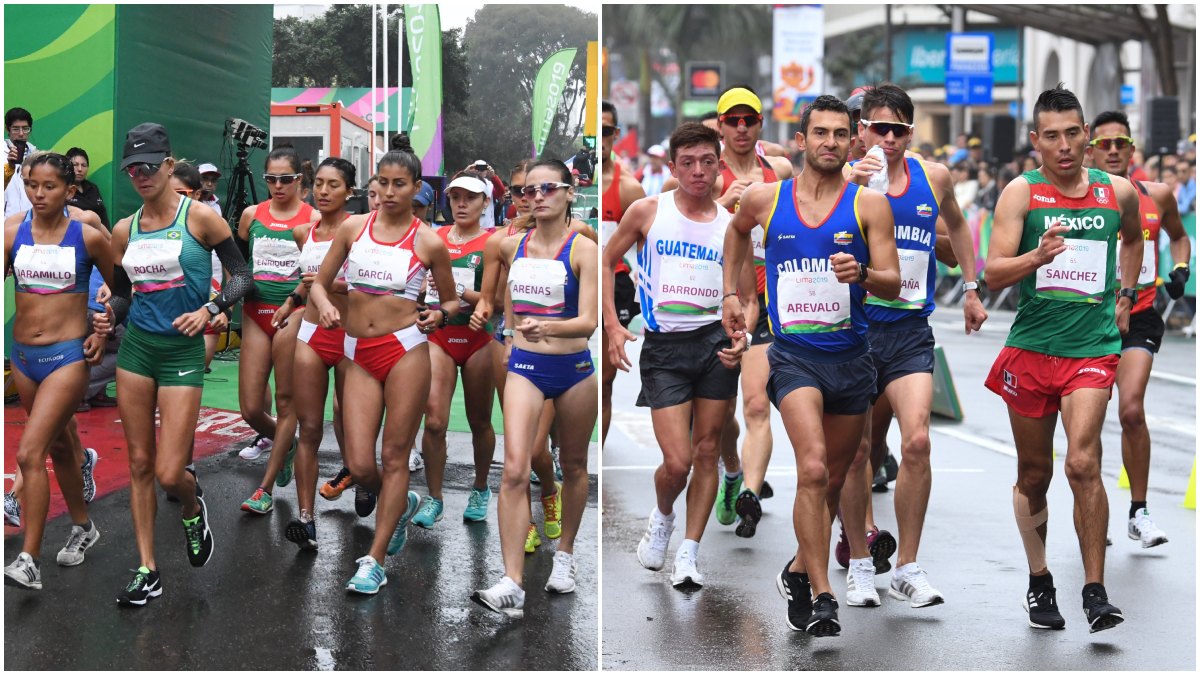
top-left (472, 576), bottom-right (525, 618)
top-left (409, 447), bottom-right (424, 472)
top-left (238, 434), bottom-right (272, 460)
top-left (4, 491), bottom-right (20, 527)
top-left (670, 547), bottom-right (704, 589)
top-left (81, 448), bottom-right (99, 503)
top-left (1128, 508), bottom-right (1168, 548)
top-left (846, 558), bottom-right (881, 607)
top-left (545, 550), bottom-right (578, 593)
top-left (888, 563), bottom-right (945, 608)
top-left (57, 523), bottom-right (101, 566)
top-left (636, 510), bottom-right (674, 571)
top-left (4, 552), bottom-right (41, 589)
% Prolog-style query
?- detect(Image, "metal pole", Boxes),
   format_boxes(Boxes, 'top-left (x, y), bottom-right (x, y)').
top-left (371, 4), bottom-right (377, 162)
top-left (398, 8), bottom-right (404, 138)
top-left (383, 4), bottom-right (390, 145)
top-left (949, 6), bottom-right (965, 145)
top-left (885, 4), bottom-right (893, 82)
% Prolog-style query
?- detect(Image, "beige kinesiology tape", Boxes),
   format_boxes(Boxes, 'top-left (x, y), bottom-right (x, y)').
top-left (1013, 485), bottom-right (1048, 573)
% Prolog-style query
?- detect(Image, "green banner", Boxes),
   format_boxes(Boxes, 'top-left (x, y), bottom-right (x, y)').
top-left (532, 48), bottom-right (577, 157)
top-left (404, 4), bottom-right (443, 176)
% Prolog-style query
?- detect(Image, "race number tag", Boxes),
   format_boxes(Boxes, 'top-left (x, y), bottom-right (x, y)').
top-left (867, 248), bottom-right (929, 310)
top-left (777, 270), bottom-right (851, 333)
top-left (427, 267), bottom-right (476, 309)
top-left (13, 244), bottom-right (78, 293)
top-left (510, 258), bottom-right (568, 314)
top-left (252, 237), bottom-right (301, 282)
top-left (346, 243), bottom-right (413, 296)
top-left (1115, 239), bottom-right (1156, 289)
top-left (656, 255), bottom-right (722, 315)
top-left (124, 239), bottom-right (185, 293)
top-left (1036, 239), bottom-right (1108, 303)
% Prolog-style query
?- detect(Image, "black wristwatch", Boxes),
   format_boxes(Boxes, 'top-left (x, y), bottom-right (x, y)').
top-left (857, 263), bottom-right (869, 283)
top-left (1117, 288), bottom-right (1138, 305)
top-left (203, 301), bottom-right (220, 317)
top-left (437, 307), bottom-right (450, 325)
top-left (287, 290), bottom-right (303, 306)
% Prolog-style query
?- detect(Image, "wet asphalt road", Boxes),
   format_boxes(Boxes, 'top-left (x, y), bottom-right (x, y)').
top-left (602, 310), bottom-right (1196, 670)
top-left (5, 428), bottom-right (599, 671)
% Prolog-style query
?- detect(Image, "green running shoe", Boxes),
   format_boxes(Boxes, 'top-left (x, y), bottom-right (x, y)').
top-left (274, 438), bottom-right (299, 488)
top-left (463, 486), bottom-right (491, 522)
top-left (240, 487), bottom-right (274, 514)
top-left (715, 473), bottom-right (743, 526)
top-left (411, 495), bottom-right (444, 529)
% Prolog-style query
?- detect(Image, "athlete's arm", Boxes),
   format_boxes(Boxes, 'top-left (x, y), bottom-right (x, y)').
top-left (927, 162), bottom-right (986, 332)
top-left (759, 140), bottom-right (790, 158)
top-left (934, 217), bottom-right (958, 266)
top-left (3, 216), bottom-right (19, 277)
top-left (985, 178), bottom-right (1068, 290)
top-left (236, 205), bottom-right (255, 259)
top-left (70, 206), bottom-right (109, 241)
top-left (619, 175), bottom-right (645, 212)
top-left (1152, 182), bottom-right (1192, 298)
top-left (81, 224), bottom-right (117, 363)
top-left (416, 226), bottom-right (461, 330)
top-left (470, 231), bottom-right (507, 331)
top-left (569, 218), bottom-right (599, 243)
top-left (603, 196), bottom-right (655, 371)
top-left (851, 188), bottom-right (901, 300)
top-left (309, 214), bottom-right (361, 329)
top-left (96, 218), bottom-right (132, 334)
top-left (534, 236), bottom-right (598, 340)
top-left (1113, 176), bottom-right (1143, 333)
top-left (722, 183), bottom-right (771, 339)
top-left (736, 248), bottom-right (758, 334)
top-left (766, 155), bottom-right (794, 180)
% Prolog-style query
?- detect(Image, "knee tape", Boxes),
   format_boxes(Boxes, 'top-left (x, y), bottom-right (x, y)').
top-left (1013, 486), bottom-right (1048, 572)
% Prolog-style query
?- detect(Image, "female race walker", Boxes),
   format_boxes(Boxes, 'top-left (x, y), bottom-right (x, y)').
top-left (308, 134), bottom-right (461, 594)
top-left (237, 148), bottom-right (315, 513)
top-left (280, 157), bottom-right (355, 550)
top-left (96, 123), bottom-right (251, 606)
top-left (3, 153), bottom-right (114, 589)
top-left (472, 159), bottom-right (597, 617)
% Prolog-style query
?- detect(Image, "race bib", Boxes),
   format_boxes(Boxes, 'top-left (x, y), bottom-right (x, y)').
top-left (602, 219), bottom-right (635, 269)
top-left (124, 239), bottom-right (184, 293)
top-left (1036, 239), bottom-right (1108, 303)
top-left (427, 267), bottom-right (476, 309)
top-left (1115, 238), bottom-right (1156, 289)
top-left (346, 242), bottom-right (413, 296)
top-left (777, 269), bottom-right (851, 333)
top-left (252, 236), bottom-right (301, 282)
top-left (751, 225), bottom-right (766, 267)
top-left (298, 239), bottom-right (333, 277)
top-left (656, 255), bottom-right (722, 315)
top-left (510, 258), bottom-right (567, 315)
top-left (13, 244), bottom-right (77, 294)
top-left (866, 248), bottom-right (930, 310)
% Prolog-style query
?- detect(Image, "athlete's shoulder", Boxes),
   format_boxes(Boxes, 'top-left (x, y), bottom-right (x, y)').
top-left (625, 193), bottom-right (661, 219)
top-left (4, 211), bottom-right (24, 229)
top-left (1137, 179), bottom-right (1175, 205)
top-left (766, 154), bottom-right (793, 178)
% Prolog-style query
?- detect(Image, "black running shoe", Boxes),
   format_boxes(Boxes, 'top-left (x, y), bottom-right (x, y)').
top-left (734, 490), bottom-right (762, 538)
top-left (354, 486), bottom-right (377, 517)
top-left (884, 453), bottom-right (899, 482)
top-left (117, 567), bottom-right (162, 607)
top-left (807, 592), bottom-right (841, 637)
top-left (285, 518), bottom-right (318, 551)
top-left (1024, 583), bottom-right (1066, 629)
top-left (1082, 584), bottom-right (1124, 633)
top-left (182, 495), bottom-right (214, 567)
top-left (872, 465), bottom-right (889, 493)
top-left (775, 558), bottom-right (812, 631)
top-left (760, 481), bottom-right (774, 499)
top-left (867, 528), bottom-right (897, 575)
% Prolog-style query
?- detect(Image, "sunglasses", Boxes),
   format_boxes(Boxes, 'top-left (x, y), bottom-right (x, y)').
top-left (1090, 136), bottom-right (1134, 151)
top-left (175, 189), bottom-right (192, 196)
top-left (860, 119), bottom-right (913, 138)
top-left (125, 162), bottom-right (162, 179)
top-left (509, 185), bottom-right (527, 199)
top-left (517, 182), bottom-right (571, 198)
top-left (263, 173), bottom-right (302, 185)
top-left (719, 113), bottom-right (762, 128)
top-left (602, 125), bottom-right (619, 138)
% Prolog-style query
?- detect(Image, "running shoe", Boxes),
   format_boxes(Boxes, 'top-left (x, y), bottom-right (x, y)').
top-left (872, 465), bottom-right (889, 493)
top-left (760, 480), bottom-right (774, 499)
top-left (463, 486), bottom-right (491, 522)
top-left (1023, 579), bottom-right (1066, 629)
top-left (835, 522), bottom-right (850, 569)
top-left (409, 447), bottom-right (424, 472)
top-left (807, 592), bottom-right (841, 637)
top-left (4, 552), bottom-right (40, 590)
top-left (545, 550), bottom-right (577, 594)
top-left (1082, 583), bottom-right (1124, 633)
top-left (320, 466), bottom-right (354, 501)
top-left (715, 473), bottom-right (743, 526)
top-left (552, 445), bottom-right (563, 482)
top-left (182, 496), bottom-right (214, 567)
top-left (411, 495), bottom-right (444, 529)
top-left (884, 453), bottom-right (899, 482)
top-left (81, 447), bottom-right (99, 503)
top-left (56, 522), bottom-right (100, 566)
top-left (240, 487), bottom-right (274, 514)
top-left (346, 555), bottom-right (387, 594)
top-left (354, 486), bottom-right (377, 517)
top-left (888, 563), bottom-right (944, 608)
top-left (284, 518), bottom-right (318, 551)
top-left (525, 523), bottom-right (542, 553)
top-left (541, 484), bottom-right (562, 539)
top-left (845, 558), bottom-right (880, 607)
top-left (238, 434), bottom-right (272, 460)
top-left (1128, 508), bottom-right (1168, 548)
top-left (472, 576), bottom-right (525, 618)
top-left (4, 491), bottom-right (20, 527)
top-left (775, 558), bottom-right (811, 631)
top-left (386, 491), bottom-right (421, 556)
top-left (734, 489), bottom-right (762, 539)
top-left (636, 510), bottom-right (674, 571)
top-left (274, 437), bottom-right (298, 488)
top-left (116, 566), bottom-right (161, 606)
top-left (670, 547), bottom-right (703, 589)
top-left (867, 527), bottom-right (897, 574)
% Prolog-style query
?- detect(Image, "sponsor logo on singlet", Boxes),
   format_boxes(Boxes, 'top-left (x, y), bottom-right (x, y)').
top-left (1043, 215), bottom-right (1106, 230)
top-left (1033, 194), bottom-right (1056, 205)
top-left (834, 231), bottom-right (854, 246)
top-left (1094, 186), bottom-right (1110, 204)
top-left (916, 204), bottom-right (933, 218)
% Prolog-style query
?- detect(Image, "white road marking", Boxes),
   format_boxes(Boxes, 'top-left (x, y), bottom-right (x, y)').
top-left (1149, 370), bottom-right (1197, 386)
top-left (930, 426), bottom-right (1017, 457)
top-left (603, 465), bottom-right (984, 474)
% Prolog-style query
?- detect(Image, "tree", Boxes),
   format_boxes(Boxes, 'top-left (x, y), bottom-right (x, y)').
top-left (462, 4), bottom-right (596, 175)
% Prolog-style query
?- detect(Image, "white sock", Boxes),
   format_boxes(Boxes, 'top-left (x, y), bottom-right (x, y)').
top-left (849, 556), bottom-right (873, 569)
top-left (677, 538), bottom-right (699, 559)
top-left (652, 507), bottom-right (675, 525)
top-left (895, 562), bottom-right (920, 577)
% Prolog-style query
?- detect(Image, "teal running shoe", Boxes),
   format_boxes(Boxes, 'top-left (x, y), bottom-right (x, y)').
top-left (346, 555), bottom-right (387, 594)
top-left (411, 496), bottom-right (444, 529)
top-left (386, 491), bottom-right (421, 555)
top-left (463, 486), bottom-right (491, 522)
top-left (274, 438), bottom-right (299, 488)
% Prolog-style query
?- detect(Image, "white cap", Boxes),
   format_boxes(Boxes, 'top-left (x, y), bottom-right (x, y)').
top-left (198, 163), bottom-right (221, 176)
top-left (446, 175), bottom-right (488, 193)
top-left (647, 144), bottom-right (666, 158)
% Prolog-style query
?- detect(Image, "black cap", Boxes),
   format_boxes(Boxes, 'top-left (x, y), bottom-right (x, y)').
top-left (121, 123), bottom-right (170, 169)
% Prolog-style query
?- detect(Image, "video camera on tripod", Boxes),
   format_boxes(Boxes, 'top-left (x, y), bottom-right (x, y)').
top-left (225, 117), bottom-right (267, 149)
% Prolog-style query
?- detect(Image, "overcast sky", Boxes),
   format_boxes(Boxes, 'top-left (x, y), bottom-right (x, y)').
top-left (275, 2), bottom-right (596, 30)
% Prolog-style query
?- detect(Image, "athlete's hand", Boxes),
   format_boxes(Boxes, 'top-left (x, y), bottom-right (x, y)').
top-left (830, 252), bottom-right (860, 284)
top-left (173, 308), bottom-right (209, 337)
top-left (721, 295), bottom-right (747, 340)
top-left (718, 179), bottom-right (753, 209)
top-left (271, 303), bottom-right (292, 330)
top-left (95, 283), bottom-right (111, 304)
top-left (83, 333), bottom-right (107, 365)
top-left (717, 334), bottom-right (747, 369)
top-left (848, 153), bottom-right (884, 185)
top-left (93, 303), bottom-right (115, 335)
top-left (416, 307), bottom-right (442, 334)
top-left (1165, 265), bottom-right (1190, 299)
top-left (516, 317), bottom-right (546, 342)
top-left (962, 291), bottom-right (988, 334)
top-left (1116, 296), bottom-right (1132, 335)
top-left (605, 322), bottom-right (636, 372)
top-left (1034, 224), bottom-right (1070, 266)
top-left (300, 271), bottom-right (317, 291)
top-left (208, 311), bottom-right (229, 332)
top-left (318, 303), bottom-right (341, 330)
top-left (468, 303), bottom-right (491, 332)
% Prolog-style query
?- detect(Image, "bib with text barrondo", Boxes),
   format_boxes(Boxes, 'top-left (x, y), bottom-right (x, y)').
top-left (778, 270), bottom-right (852, 333)
top-left (656, 255), bottom-right (722, 315)
top-left (867, 248), bottom-right (929, 310)
top-left (125, 239), bottom-right (184, 293)
top-left (1115, 239), bottom-right (1155, 289)
top-left (14, 244), bottom-right (77, 294)
top-left (1036, 239), bottom-right (1108, 303)
top-left (252, 237), bottom-right (301, 282)
top-left (509, 258), bottom-right (567, 315)
top-left (346, 244), bottom-right (413, 296)
top-left (751, 226), bottom-right (766, 266)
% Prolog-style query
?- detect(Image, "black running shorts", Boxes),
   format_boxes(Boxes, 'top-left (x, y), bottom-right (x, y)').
top-left (615, 270), bottom-right (640, 328)
top-left (1121, 309), bottom-right (1165, 354)
top-left (636, 321), bottom-right (740, 409)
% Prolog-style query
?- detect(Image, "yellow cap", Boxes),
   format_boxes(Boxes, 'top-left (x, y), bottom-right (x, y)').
top-left (717, 88), bottom-right (762, 115)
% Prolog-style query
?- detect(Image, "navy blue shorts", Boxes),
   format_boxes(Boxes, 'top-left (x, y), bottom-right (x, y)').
top-left (751, 294), bottom-right (775, 346)
top-left (507, 347), bottom-right (595, 399)
top-left (11, 338), bottom-right (87, 385)
top-left (867, 316), bottom-right (935, 401)
top-left (766, 341), bottom-right (875, 415)
top-left (636, 321), bottom-right (740, 409)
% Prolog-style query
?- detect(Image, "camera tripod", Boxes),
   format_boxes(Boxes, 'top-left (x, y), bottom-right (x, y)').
top-left (222, 142), bottom-right (259, 230)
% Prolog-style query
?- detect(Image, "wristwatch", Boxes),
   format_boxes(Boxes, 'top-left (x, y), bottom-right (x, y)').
top-left (1117, 288), bottom-right (1138, 304)
top-left (857, 263), bottom-right (869, 283)
top-left (962, 281), bottom-right (980, 293)
top-left (502, 328), bottom-right (515, 337)
top-left (203, 301), bottom-right (220, 316)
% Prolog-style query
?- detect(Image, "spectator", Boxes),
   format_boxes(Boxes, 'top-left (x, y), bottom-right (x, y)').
top-left (1144, 154), bottom-right (1161, 182)
top-left (469, 159), bottom-right (506, 228)
top-left (1176, 158), bottom-right (1195, 215)
top-left (1021, 153), bottom-right (1039, 173)
top-left (413, 181), bottom-right (435, 223)
top-left (3, 107), bottom-right (36, 217)
top-left (952, 160), bottom-right (978, 211)
top-left (974, 165), bottom-right (997, 211)
top-left (1161, 164), bottom-right (1179, 202)
top-left (198, 162), bottom-right (223, 213)
top-left (64, 147), bottom-right (110, 228)
top-left (968, 136), bottom-right (984, 165)
top-left (637, 144), bottom-right (669, 196)
top-left (948, 133), bottom-right (969, 164)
